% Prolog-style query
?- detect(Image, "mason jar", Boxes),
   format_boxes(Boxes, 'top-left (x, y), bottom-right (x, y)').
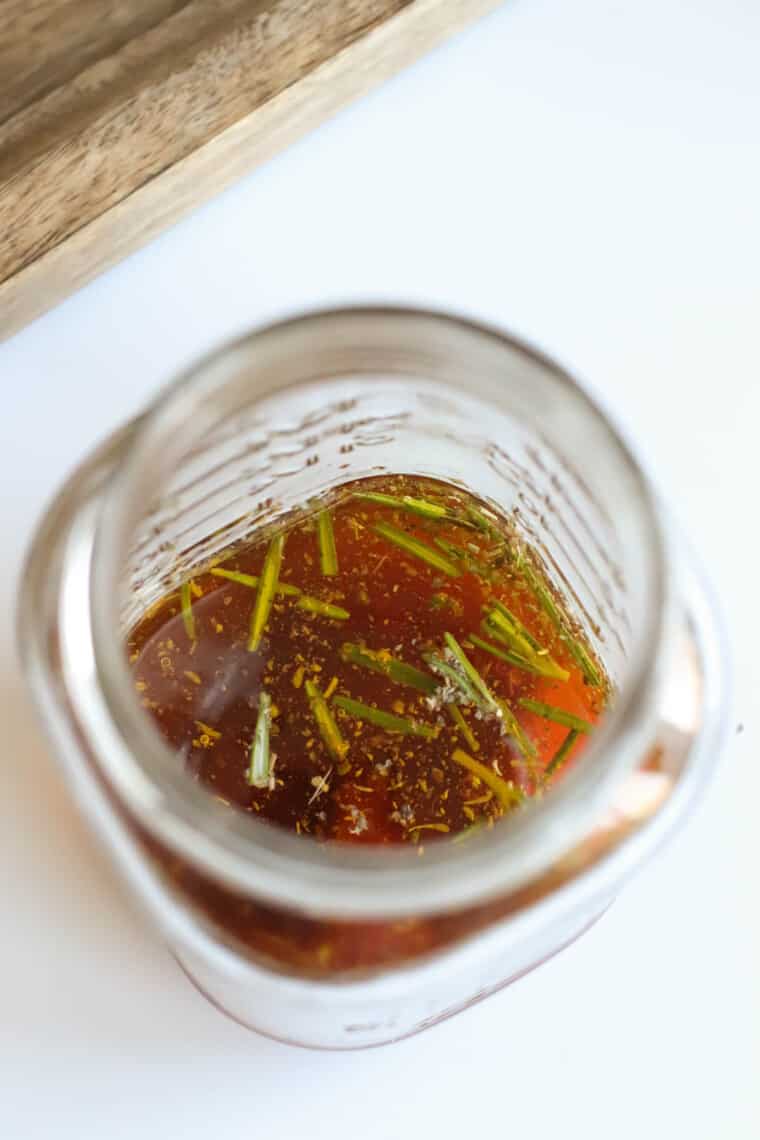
top-left (18, 308), bottom-right (727, 1049)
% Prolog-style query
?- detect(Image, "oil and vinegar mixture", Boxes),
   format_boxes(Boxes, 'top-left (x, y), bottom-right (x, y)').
top-left (128, 476), bottom-right (607, 848)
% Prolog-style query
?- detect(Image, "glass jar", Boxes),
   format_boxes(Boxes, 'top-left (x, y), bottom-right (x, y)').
top-left (18, 308), bottom-right (727, 1049)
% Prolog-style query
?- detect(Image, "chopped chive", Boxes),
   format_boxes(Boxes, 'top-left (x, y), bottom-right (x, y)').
top-left (247, 533), bottom-right (286, 652)
top-left (465, 505), bottom-right (501, 536)
top-left (468, 633), bottom-right (546, 677)
top-left (436, 636), bottom-right (535, 761)
top-left (407, 822), bottom-right (450, 834)
top-left (372, 521), bottom-right (462, 577)
top-left (210, 566), bottom-right (301, 597)
top-left (354, 491), bottom-right (476, 528)
top-left (434, 537), bottom-right (489, 577)
top-left (518, 698), bottom-right (592, 734)
top-left (355, 491), bottom-right (451, 519)
top-left (433, 537), bottom-right (464, 559)
top-left (211, 567), bottom-right (347, 621)
top-left (341, 643), bottom-right (437, 694)
top-left (483, 610), bottom-right (570, 681)
top-left (496, 698), bottom-right (537, 762)
top-left (317, 510), bottom-right (338, 576)
top-left (180, 580), bottom-right (196, 641)
top-left (305, 680), bottom-right (349, 766)
top-left (443, 632), bottom-right (500, 714)
top-left (485, 605), bottom-right (560, 670)
top-left (402, 496), bottom-right (477, 529)
top-left (490, 599), bottom-right (542, 651)
top-left (483, 608), bottom-right (535, 661)
top-left (545, 728), bottom-right (580, 778)
top-left (400, 496), bottom-right (449, 520)
top-left (520, 559), bottom-right (603, 688)
top-left (448, 705), bottom-right (480, 752)
top-left (333, 696), bottom-right (437, 739)
top-left (567, 640), bottom-right (602, 689)
top-left (424, 652), bottom-right (483, 706)
top-left (451, 749), bottom-right (525, 809)
top-left (324, 675), bottom-right (339, 700)
top-left (519, 558), bottom-right (563, 625)
top-left (247, 692), bottom-right (272, 788)
top-left (296, 596), bottom-right (350, 620)
top-left (570, 642), bottom-right (602, 689)
top-left (353, 491), bottom-right (404, 508)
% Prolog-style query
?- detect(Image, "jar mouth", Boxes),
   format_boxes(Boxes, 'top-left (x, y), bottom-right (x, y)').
top-left (83, 307), bottom-right (670, 918)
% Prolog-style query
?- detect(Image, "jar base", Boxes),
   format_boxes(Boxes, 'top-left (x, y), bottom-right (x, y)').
top-left (172, 906), bottom-right (609, 1050)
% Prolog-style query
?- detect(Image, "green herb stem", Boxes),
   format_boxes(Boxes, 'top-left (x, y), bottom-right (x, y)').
top-left (497, 699), bottom-right (537, 761)
top-left (483, 610), bottom-right (569, 681)
top-left (305, 680), bottom-right (349, 766)
top-left (296, 596), bottom-right (350, 620)
top-left (433, 537), bottom-right (489, 577)
top-left (341, 643), bottom-right (437, 694)
top-left (399, 496), bottom-right (450, 520)
top-left (433, 537), bottom-right (463, 560)
top-left (468, 633), bottom-right (545, 677)
top-left (465, 505), bottom-right (502, 538)
top-left (443, 632), bottom-right (500, 714)
top-left (433, 636), bottom-right (535, 761)
top-left (317, 510), bottom-right (338, 576)
top-left (212, 566), bottom-right (347, 622)
top-left (490, 599), bottom-right (542, 651)
top-left (247, 692), bottom-right (272, 788)
top-left (211, 566), bottom-right (301, 597)
top-left (372, 521), bottom-right (462, 577)
top-left (451, 749), bottom-right (525, 810)
top-left (448, 705), bottom-right (480, 752)
top-left (518, 699), bottom-right (592, 734)
top-left (353, 491), bottom-right (405, 509)
top-left (354, 491), bottom-right (476, 529)
top-left (333, 696), bottom-right (437, 739)
top-left (520, 560), bottom-right (603, 688)
top-left (566, 641), bottom-right (603, 689)
top-left (484, 608), bottom-right (539, 661)
top-left (424, 652), bottom-right (483, 706)
top-left (545, 728), bottom-right (580, 778)
top-left (247, 533), bottom-right (285, 652)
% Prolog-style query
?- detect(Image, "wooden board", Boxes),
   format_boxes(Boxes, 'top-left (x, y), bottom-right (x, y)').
top-left (0, 0), bottom-right (501, 340)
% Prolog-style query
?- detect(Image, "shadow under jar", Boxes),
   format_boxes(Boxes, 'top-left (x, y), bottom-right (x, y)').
top-left (19, 308), bottom-right (727, 1048)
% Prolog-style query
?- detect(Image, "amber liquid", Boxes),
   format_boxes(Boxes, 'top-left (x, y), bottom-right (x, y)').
top-left (128, 475), bottom-right (605, 851)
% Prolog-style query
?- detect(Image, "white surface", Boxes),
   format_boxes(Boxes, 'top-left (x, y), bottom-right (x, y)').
top-left (2, 0), bottom-right (758, 1135)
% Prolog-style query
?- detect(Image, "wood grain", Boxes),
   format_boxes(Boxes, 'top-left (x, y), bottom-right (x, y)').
top-left (0, 0), bottom-right (502, 340)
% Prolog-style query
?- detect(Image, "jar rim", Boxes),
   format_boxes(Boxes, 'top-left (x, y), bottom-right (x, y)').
top-left (72, 309), bottom-right (673, 917)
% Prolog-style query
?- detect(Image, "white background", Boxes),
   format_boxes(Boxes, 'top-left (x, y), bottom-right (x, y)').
top-left (2, 0), bottom-right (758, 1135)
